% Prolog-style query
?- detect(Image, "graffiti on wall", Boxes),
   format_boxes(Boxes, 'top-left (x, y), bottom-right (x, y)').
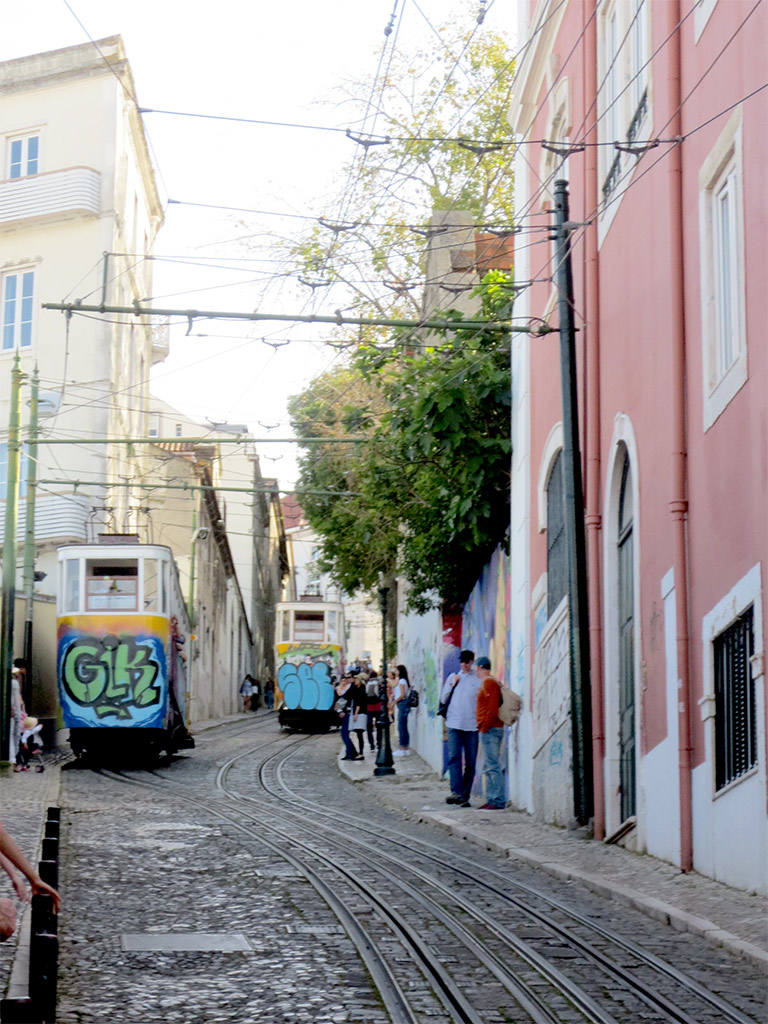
top-left (275, 643), bottom-right (340, 710)
top-left (462, 547), bottom-right (511, 681)
top-left (57, 615), bottom-right (168, 728)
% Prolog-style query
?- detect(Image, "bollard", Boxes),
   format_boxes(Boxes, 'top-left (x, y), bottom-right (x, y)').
top-left (38, 861), bottom-right (58, 894)
top-left (40, 839), bottom-right (57, 866)
top-left (45, 808), bottom-right (60, 823)
top-left (0, 996), bottom-right (35, 1023)
top-left (29, 932), bottom-right (57, 1023)
top-left (43, 821), bottom-right (58, 842)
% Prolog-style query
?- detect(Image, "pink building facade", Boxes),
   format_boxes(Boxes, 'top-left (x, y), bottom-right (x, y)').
top-left (509, 0), bottom-right (766, 891)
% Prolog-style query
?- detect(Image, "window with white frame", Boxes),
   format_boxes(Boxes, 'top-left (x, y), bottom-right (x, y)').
top-left (148, 414), bottom-right (160, 438)
top-left (2, 270), bottom-right (35, 350)
top-left (598, 0), bottom-right (651, 204)
top-left (699, 110), bottom-right (746, 429)
top-left (8, 134), bottom-right (39, 179)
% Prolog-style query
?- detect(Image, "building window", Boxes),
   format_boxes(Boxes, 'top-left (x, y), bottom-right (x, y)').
top-left (714, 607), bottom-right (756, 791)
top-left (8, 134), bottom-right (39, 179)
top-left (598, 0), bottom-right (651, 206)
top-left (546, 449), bottom-right (567, 617)
top-left (2, 270), bottom-right (35, 350)
top-left (148, 414), bottom-right (160, 438)
top-left (175, 423), bottom-right (182, 437)
top-left (699, 110), bottom-right (746, 429)
top-left (0, 443), bottom-right (28, 500)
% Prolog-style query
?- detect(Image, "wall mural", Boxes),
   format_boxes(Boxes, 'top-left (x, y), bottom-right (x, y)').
top-left (57, 615), bottom-right (169, 729)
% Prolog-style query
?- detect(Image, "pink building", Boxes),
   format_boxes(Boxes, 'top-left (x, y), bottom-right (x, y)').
top-left (509, 0), bottom-right (766, 891)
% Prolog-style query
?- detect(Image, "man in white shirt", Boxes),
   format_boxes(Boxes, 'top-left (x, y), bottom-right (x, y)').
top-left (439, 649), bottom-right (481, 807)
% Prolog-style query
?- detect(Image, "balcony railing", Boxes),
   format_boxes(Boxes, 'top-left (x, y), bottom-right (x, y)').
top-left (0, 166), bottom-right (100, 227)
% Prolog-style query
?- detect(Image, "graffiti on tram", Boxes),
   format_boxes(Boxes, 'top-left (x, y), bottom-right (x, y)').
top-left (275, 643), bottom-right (341, 711)
top-left (57, 615), bottom-right (169, 728)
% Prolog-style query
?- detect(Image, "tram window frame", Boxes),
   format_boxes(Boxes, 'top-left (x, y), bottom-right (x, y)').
top-left (85, 560), bottom-right (139, 612)
top-left (62, 558), bottom-right (81, 613)
top-left (143, 558), bottom-right (159, 612)
top-left (294, 611), bottom-right (325, 642)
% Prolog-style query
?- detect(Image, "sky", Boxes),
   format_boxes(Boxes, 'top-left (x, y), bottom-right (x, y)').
top-left (2, 0), bottom-right (512, 489)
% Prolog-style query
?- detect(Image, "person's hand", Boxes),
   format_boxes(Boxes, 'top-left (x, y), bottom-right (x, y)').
top-left (30, 876), bottom-right (60, 914)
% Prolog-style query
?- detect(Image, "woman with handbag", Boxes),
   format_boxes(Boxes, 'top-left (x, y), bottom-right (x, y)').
top-left (335, 675), bottom-right (359, 761)
top-left (349, 675), bottom-right (368, 759)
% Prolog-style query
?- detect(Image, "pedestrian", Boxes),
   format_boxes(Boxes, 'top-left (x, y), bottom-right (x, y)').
top-left (475, 656), bottom-right (506, 810)
top-left (239, 675), bottom-right (254, 712)
top-left (251, 678), bottom-right (261, 710)
top-left (9, 667), bottom-right (25, 768)
top-left (0, 822), bottom-right (60, 941)
top-left (392, 664), bottom-right (412, 757)
top-left (350, 675), bottom-right (368, 759)
top-left (440, 649), bottom-right (482, 807)
top-left (335, 675), bottom-right (359, 760)
top-left (14, 717), bottom-right (44, 773)
top-left (264, 677), bottom-right (275, 710)
top-left (365, 674), bottom-right (382, 752)
top-left (386, 668), bottom-right (398, 722)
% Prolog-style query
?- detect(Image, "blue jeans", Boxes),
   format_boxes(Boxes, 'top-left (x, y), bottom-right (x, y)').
top-left (397, 701), bottom-right (410, 748)
top-left (480, 728), bottom-right (505, 807)
top-left (340, 713), bottom-right (357, 757)
top-left (446, 728), bottom-right (479, 802)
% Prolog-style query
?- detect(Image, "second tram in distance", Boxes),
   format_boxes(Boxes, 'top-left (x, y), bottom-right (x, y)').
top-left (274, 598), bottom-right (345, 731)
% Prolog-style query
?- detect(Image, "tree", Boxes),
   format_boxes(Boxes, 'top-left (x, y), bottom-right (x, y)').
top-left (281, 12), bottom-right (515, 321)
top-left (292, 273), bottom-right (512, 613)
top-left (287, 11), bottom-right (516, 611)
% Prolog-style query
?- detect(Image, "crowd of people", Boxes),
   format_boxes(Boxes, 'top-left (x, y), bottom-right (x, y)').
top-left (334, 664), bottom-right (414, 761)
top-left (334, 651), bottom-right (511, 810)
top-left (239, 675), bottom-right (275, 712)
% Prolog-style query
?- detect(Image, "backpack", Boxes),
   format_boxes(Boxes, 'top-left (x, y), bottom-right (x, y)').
top-left (498, 685), bottom-right (522, 725)
top-left (407, 686), bottom-right (419, 708)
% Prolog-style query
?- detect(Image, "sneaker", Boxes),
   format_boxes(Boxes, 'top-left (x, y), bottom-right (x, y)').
top-left (445, 794), bottom-right (462, 804)
top-left (393, 750), bottom-right (404, 757)
top-left (459, 800), bottom-right (471, 807)
top-left (480, 803), bottom-right (504, 810)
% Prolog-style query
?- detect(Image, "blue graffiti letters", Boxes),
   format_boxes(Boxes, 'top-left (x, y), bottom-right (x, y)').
top-left (62, 633), bottom-right (161, 720)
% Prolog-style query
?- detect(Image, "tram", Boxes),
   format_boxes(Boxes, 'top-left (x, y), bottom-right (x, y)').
top-left (274, 598), bottom-right (345, 731)
top-left (56, 539), bottom-right (195, 762)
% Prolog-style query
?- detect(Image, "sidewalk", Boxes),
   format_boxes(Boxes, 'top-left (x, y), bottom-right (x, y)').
top-left (0, 754), bottom-right (63, 1003)
top-left (338, 748), bottom-right (768, 968)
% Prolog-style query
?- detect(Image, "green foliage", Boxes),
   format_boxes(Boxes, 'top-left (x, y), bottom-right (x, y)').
top-left (286, 10), bottom-right (516, 612)
top-left (291, 276), bottom-right (512, 612)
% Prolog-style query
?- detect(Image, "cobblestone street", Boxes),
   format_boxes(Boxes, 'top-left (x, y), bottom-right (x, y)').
top-left (2, 715), bottom-right (766, 1024)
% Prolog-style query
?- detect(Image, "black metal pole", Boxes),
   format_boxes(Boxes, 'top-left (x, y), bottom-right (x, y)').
top-left (553, 179), bottom-right (593, 826)
top-left (374, 583), bottom-right (394, 775)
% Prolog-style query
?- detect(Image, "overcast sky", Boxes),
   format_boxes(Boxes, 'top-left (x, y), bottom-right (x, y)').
top-left (3, 0), bottom-right (511, 488)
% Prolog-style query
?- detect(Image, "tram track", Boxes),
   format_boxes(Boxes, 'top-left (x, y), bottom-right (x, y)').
top-left (262, 739), bottom-right (759, 1024)
top-left (92, 724), bottom-right (762, 1024)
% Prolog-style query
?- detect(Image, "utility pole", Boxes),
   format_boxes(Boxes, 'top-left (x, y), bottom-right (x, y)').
top-left (552, 180), bottom-right (593, 826)
top-left (0, 355), bottom-right (23, 761)
top-left (21, 365), bottom-right (39, 710)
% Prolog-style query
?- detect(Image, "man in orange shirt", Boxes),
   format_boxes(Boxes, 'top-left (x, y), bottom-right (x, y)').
top-left (476, 656), bottom-right (506, 810)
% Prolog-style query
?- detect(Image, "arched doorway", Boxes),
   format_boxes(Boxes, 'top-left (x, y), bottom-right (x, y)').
top-left (617, 450), bottom-right (636, 822)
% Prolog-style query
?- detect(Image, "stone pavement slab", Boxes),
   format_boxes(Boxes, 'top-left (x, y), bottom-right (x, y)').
top-left (337, 746), bottom-right (768, 968)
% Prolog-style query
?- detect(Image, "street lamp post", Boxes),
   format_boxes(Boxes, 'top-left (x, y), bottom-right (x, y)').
top-left (374, 580), bottom-right (395, 776)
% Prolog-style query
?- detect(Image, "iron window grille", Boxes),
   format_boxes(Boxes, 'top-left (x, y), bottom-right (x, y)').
top-left (714, 606), bottom-right (756, 791)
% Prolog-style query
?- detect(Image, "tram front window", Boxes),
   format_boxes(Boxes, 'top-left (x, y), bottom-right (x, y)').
top-left (144, 559), bottom-right (158, 611)
top-left (85, 561), bottom-right (138, 611)
top-left (294, 612), bottom-right (324, 642)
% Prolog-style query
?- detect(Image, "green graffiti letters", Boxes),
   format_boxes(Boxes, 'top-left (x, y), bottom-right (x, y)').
top-left (62, 633), bottom-right (162, 720)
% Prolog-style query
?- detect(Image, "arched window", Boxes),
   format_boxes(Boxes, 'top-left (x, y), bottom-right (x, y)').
top-left (617, 449), bottom-right (636, 821)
